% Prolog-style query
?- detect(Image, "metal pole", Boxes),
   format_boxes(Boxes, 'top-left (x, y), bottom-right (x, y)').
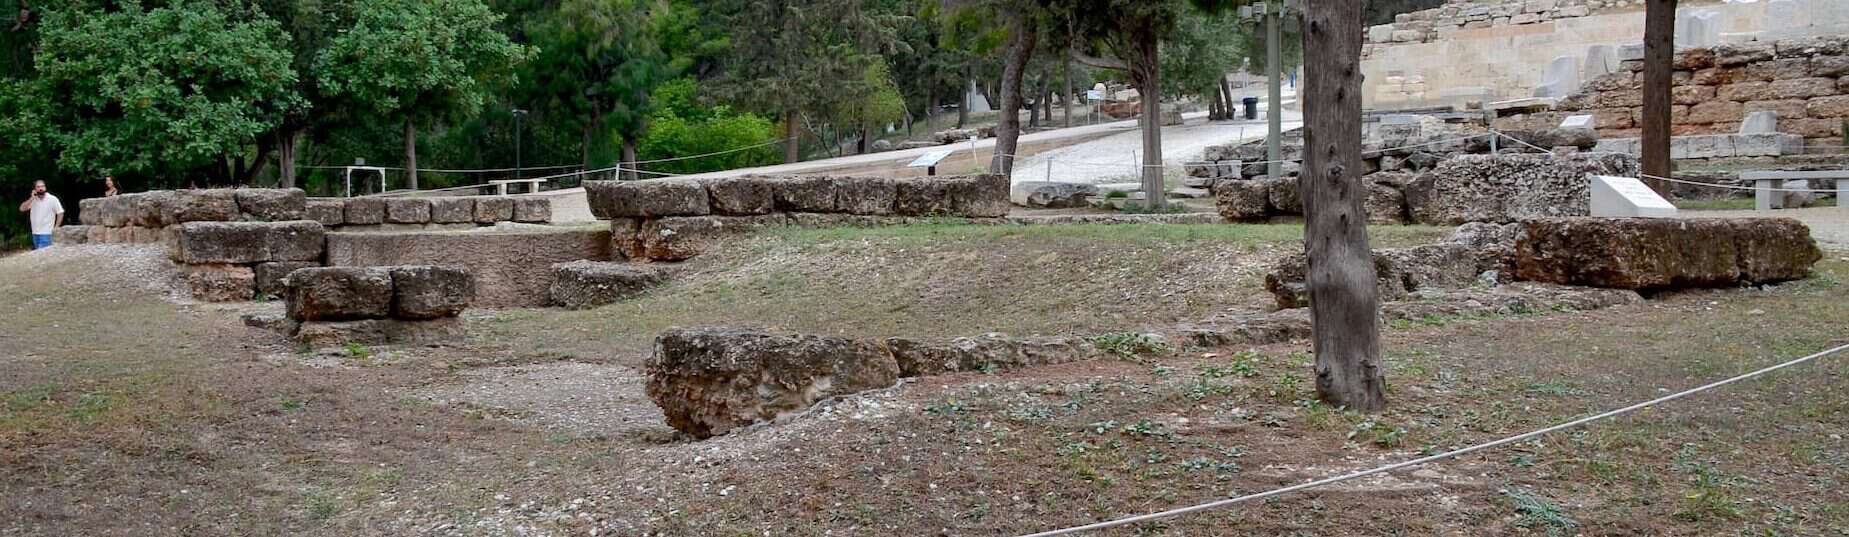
top-left (1266, 3), bottom-right (1283, 179)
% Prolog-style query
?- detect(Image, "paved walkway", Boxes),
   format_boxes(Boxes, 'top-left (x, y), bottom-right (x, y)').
top-left (1009, 109), bottom-right (1302, 186)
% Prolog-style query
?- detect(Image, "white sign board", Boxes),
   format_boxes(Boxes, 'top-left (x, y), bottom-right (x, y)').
top-left (1085, 89), bottom-right (1106, 101)
top-left (1590, 175), bottom-right (1678, 218)
top-left (907, 149), bottom-right (955, 168)
top-left (1560, 114), bottom-right (1595, 130)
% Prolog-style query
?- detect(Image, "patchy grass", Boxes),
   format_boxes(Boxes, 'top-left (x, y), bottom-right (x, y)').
top-left (1675, 197), bottom-right (1756, 211)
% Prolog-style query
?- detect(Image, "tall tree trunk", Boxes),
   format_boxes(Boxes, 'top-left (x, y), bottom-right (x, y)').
top-left (926, 84), bottom-right (939, 134)
top-left (404, 118), bottom-right (419, 191)
top-left (1135, 33), bottom-right (1164, 210)
top-left (783, 110), bottom-right (801, 164)
top-left (622, 138), bottom-right (639, 181)
top-left (1642, 0), bottom-right (1676, 195)
top-left (991, 7), bottom-right (1038, 176)
top-left (957, 75), bottom-right (971, 128)
top-left (1303, 0), bottom-right (1386, 412)
top-left (1209, 86), bottom-right (1224, 120)
top-left (1063, 58), bottom-right (1075, 128)
top-left (278, 127), bottom-right (300, 189)
top-left (1220, 77), bottom-right (1236, 120)
top-left (858, 125), bottom-right (869, 155)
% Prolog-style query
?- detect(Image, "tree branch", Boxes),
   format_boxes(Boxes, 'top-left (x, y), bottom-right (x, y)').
top-left (1069, 48), bottom-right (1127, 71)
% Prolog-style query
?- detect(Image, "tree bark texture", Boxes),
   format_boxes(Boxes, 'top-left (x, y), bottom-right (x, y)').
top-left (1302, 0), bottom-right (1386, 412)
top-left (1134, 29), bottom-right (1165, 210)
top-left (278, 128), bottom-right (299, 189)
top-left (622, 138), bottom-right (639, 182)
top-left (991, 6), bottom-right (1038, 176)
top-left (783, 110), bottom-right (801, 164)
top-left (957, 76), bottom-right (971, 128)
top-left (404, 119), bottom-right (419, 191)
top-left (1641, 0), bottom-right (1676, 195)
top-left (1064, 57), bottom-right (1075, 128)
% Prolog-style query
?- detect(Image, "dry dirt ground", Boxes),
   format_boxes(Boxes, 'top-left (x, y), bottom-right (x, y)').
top-left (2, 225), bottom-right (1846, 537)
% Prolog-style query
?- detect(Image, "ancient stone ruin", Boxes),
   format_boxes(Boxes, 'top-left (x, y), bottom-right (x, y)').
top-left (272, 265), bottom-right (476, 348)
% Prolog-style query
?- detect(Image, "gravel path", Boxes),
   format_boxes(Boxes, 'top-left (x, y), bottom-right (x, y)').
top-left (1683, 205), bottom-right (1849, 250)
top-left (415, 361), bottom-right (671, 439)
top-left (1009, 109), bottom-right (1304, 186)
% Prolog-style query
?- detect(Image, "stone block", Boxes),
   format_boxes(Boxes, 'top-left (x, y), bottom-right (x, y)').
top-left (1812, 56), bottom-right (1849, 78)
top-left (1771, 77), bottom-right (1837, 99)
top-left (1672, 85), bottom-right (1716, 105)
top-left (343, 198), bottom-right (386, 225)
top-left (254, 261), bottom-right (319, 298)
top-left (171, 221), bottom-right (273, 264)
top-left (1771, 57), bottom-right (1814, 79)
top-left (1712, 42), bottom-right (1774, 67)
top-left (306, 200), bottom-right (346, 226)
top-left (770, 175), bottom-right (838, 213)
top-left (167, 190), bottom-right (242, 224)
top-left (78, 198), bottom-right (106, 226)
top-left (284, 267), bottom-right (395, 321)
top-left (293, 318), bottom-right (464, 349)
top-left (1740, 111), bottom-right (1780, 134)
top-left (51, 225), bottom-right (90, 245)
top-left (1717, 81), bottom-right (1772, 102)
top-left (1732, 133), bottom-right (1805, 156)
top-left (1013, 181), bottom-right (1099, 209)
top-left (388, 266), bottom-right (474, 320)
top-left (584, 179), bottom-right (711, 218)
top-left (644, 327), bottom-right (901, 438)
top-left (1595, 89), bottom-right (1642, 108)
top-left (548, 261), bottom-right (668, 309)
top-left (1265, 176), bottom-right (1303, 215)
top-left (326, 228), bottom-right (612, 308)
top-left (182, 264), bottom-right (256, 303)
top-left (702, 176), bottom-right (776, 215)
top-left (944, 174), bottom-right (1010, 218)
top-left (235, 189), bottom-right (307, 221)
top-left (383, 198), bottom-right (431, 224)
top-left (1745, 100), bottom-right (1810, 121)
top-left (1366, 181), bottom-right (1409, 225)
top-left (1407, 153), bottom-right (1638, 225)
top-left (837, 176), bottom-right (900, 216)
top-left (473, 197), bottom-right (515, 223)
top-left (1692, 66), bottom-right (1746, 85)
top-left (512, 197), bottom-right (552, 223)
top-left (427, 197), bottom-right (476, 224)
top-left (1214, 179), bottom-right (1269, 222)
top-left (1512, 218), bottom-right (1821, 290)
top-left (885, 334), bottom-right (1100, 378)
top-left (1685, 100), bottom-right (1745, 125)
top-left (1674, 48), bottom-right (1715, 70)
top-left (1785, 118), bottom-right (1844, 138)
top-left (1617, 43), bottom-right (1645, 62)
top-left (637, 215), bottom-right (788, 261)
top-left (1805, 95), bottom-right (1849, 118)
top-left (609, 218), bottom-right (643, 260)
top-left (265, 221), bottom-right (327, 262)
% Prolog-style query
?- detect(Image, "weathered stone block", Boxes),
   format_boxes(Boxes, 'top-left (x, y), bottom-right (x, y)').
top-left (1717, 81), bottom-right (1771, 102)
top-left (266, 221), bottom-right (327, 262)
top-left (306, 199), bottom-right (346, 226)
top-left (703, 176), bottom-right (776, 215)
top-left (1671, 85), bottom-right (1716, 105)
top-left (1712, 42), bottom-right (1773, 67)
top-left (1407, 153), bottom-right (1638, 225)
top-left (1805, 95), bottom-right (1849, 118)
top-left (945, 174), bottom-right (1010, 218)
top-left (770, 175), bottom-right (837, 213)
top-left (1684, 100), bottom-right (1744, 125)
top-left (885, 334), bottom-right (1100, 378)
top-left (832, 176), bottom-right (897, 216)
top-left (1675, 48), bottom-right (1716, 70)
top-left (78, 198), bottom-right (106, 226)
top-left (1812, 56), bottom-right (1849, 78)
top-left (235, 189), bottom-right (307, 221)
top-left (171, 222), bottom-right (272, 264)
top-left (473, 197), bottom-right (515, 223)
top-left (284, 267), bottom-right (395, 321)
top-left (1594, 89), bottom-right (1642, 108)
top-left (585, 179), bottom-right (711, 218)
top-left (427, 197), bottom-right (476, 224)
top-left (254, 261), bottom-right (319, 297)
top-left (51, 225), bottom-right (90, 245)
top-left (548, 261), bottom-right (668, 309)
top-left (388, 265), bottom-right (474, 320)
top-left (1366, 181), bottom-right (1409, 225)
top-left (645, 327), bottom-right (901, 438)
top-left (1745, 100), bottom-right (1810, 121)
top-left (1512, 218), bottom-right (1821, 289)
top-left (167, 190), bottom-right (242, 224)
top-left (384, 198), bottom-right (431, 224)
top-left (1214, 179), bottom-right (1269, 222)
top-left (343, 198), bottom-right (386, 225)
top-left (1265, 176), bottom-right (1303, 215)
top-left (1013, 182), bottom-right (1099, 209)
top-left (637, 215), bottom-right (789, 261)
top-left (293, 318), bottom-right (465, 348)
top-left (1771, 77), bottom-right (1837, 99)
top-left (182, 264), bottom-right (256, 303)
top-left (1692, 66), bottom-right (1745, 86)
top-left (512, 197), bottom-right (552, 223)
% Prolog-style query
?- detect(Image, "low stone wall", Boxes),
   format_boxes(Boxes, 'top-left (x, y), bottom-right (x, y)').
top-left (325, 228), bottom-right (613, 308)
top-left (548, 261), bottom-right (668, 309)
top-left (169, 221), bottom-right (329, 301)
top-left (1513, 217), bottom-right (1821, 289)
top-left (307, 195), bottom-right (552, 230)
top-left (276, 266), bottom-right (474, 348)
top-left (1511, 36), bottom-right (1849, 147)
top-left (1213, 152), bottom-right (1637, 226)
top-left (1365, 0), bottom-right (1609, 49)
top-left (1265, 223), bottom-right (1523, 309)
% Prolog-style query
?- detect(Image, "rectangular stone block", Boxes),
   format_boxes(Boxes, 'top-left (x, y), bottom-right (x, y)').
top-left (1717, 81), bottom-right (1771, 102)
top-left (52, 225), bottom-right (90, 245)
top-left (702, 176), bottom-right (776, 215)
top-left (1745, 100), bottom-right (1809, 121)
top-left (284, 267), bottom-right (396, 321)
top-left (944, 174), bottom-right (1011, 218)
top-left (836, 176), bottom-right (899, 216)
top-left (384, 198), bottom-right (431, 224)
top-left (306, 199), bottom-right (346, 226)
top-left (1805, 95), bottom-right (1849, 118)
top-left (235, 188), bottom-right (307, 221)
top-left (254, 261), bottom-right (320, 297)
top-left (1684, 100), bottom-right (1744, 125)
top-left (427, 197), bottom-right (476, 224)
top-left (512, 197), bottom-right (552, 223)
top-left (266, 221), bottom-right (327, 262)
top-left (584, 179), bottom-right (710, 218)
top-left (1771, 77), bottom-right (1837, 99)
top-left (292, 318), bottom-right (464, 349)
top-left (325, 228), bottom-right (613, 308)
top-left (171, 221), bottom-right (273, 264)
top-left (182, 264), bottom-right (256, 303)
top-left (473, 197), bottom-right (515, 223)
top-left (891, 177), bottom-right (947, 216)
top-left (388, 265), bottom-right (474, 319)
top-left (344, 198), bottom-right (386, 225)
top-left (1513, 218), bottom-right (1820, 290)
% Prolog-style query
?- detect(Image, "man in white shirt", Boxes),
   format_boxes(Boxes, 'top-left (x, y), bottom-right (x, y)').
top-left (18, 180), bottom-right (63, 250)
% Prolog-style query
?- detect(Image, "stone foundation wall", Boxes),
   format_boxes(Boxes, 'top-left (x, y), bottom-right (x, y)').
top-left (276, 266), bottom-right (475, 348)
top-left (1509, 37), bottom-right (1849, 148)
top-left (325, 228), bottom-right (613, 308)
top-left (306, 195), bottom-right (552, 231)
top-left (69, 189), bottom-right (327, 301)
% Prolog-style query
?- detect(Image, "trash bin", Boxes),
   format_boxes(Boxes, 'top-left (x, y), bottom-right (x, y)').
top-left (1241, 97), bottom-right (1259, 120)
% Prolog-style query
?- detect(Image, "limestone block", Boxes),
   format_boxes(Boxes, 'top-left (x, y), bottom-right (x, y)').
top-left (306, 199), bottom-right (346, 226)
top-left (1213, 179), bottom-right (1269, 222)
top-left (293, 318), bottom-right (464, 348)
top-left (1693, 66), bottom-right (1746, 85)
top-left (388, 265), bottom-right (475, 320)
top-left (1771, 77), bottom-right (1837, 99)
top-left (51, 225), bottom-right (90, 245)
top-left (265, 221), bottom-right (327, 262)
top-left (284, 267), bottom-right (395, 321)
top-left (182, 264), bottom-right (256, 303)
top-left (1617, 43), bottom-right (1645, 62)
top-left (473, 197), bottom-right (515, 223)
top-left (235, 189), bottom-right (307, 221)
top-left (584, 179), bottom-right (711, 218)
top-left (1785, 118), bottom-right (1844, 138)
top-left (701, 176), bottom-right (776, 215)
top-left (383, 198), bottom-right (431, 224)
top-left (1512, 218), bottom-right (1820, 290)
top-left (548, 261), bottom-right (668, 310)
top-left (645, 327), bottom-right (901, 438)
top-left (1712, 42), bottom-right (1775, 67)
top-left (1740, 111), bottom-right (1780, 134)
top-left (167, 190), bottom-right (242, 224)
top-left (1368, 24), bottom-right (1393, 43)
top-left (1595, 89), bottom-right (1642, 108)
top-left (1717, 82), bottom-right (1771, 102)
top-left (343, 198), bottom-right (386, 225)
top-left (837, 176), bottom-right (900, 216)
top-left (1685, 100), bottom-right (1745, 125)
top-left (1805, 95), bottom-right (1849, 118)
top-left (1674, 48), bottom-right (1715, 70)
top-left (1732, 133), bottom-right (1805, 157)
top-left (1812, 56), bottom-right (1849, 78)
top-left (427, 197), bottom-right (476, 224)
top-left (512, 197), bottom-right (552, 223)
top-left (171, 222), bottom-right (273, 264)
top-left (944, 174), bottom-right (1011, 218)
top-left (1745, 100), bottom-right (1810, 121)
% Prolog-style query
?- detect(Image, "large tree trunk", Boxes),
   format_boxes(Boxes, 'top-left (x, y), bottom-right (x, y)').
top-left (957, 75), bottom-right (971, 128)
top-left (926, 84), bottom-right (938, 134)
top-left (1134, 32), bottom-right (1165, 210)
top-left (783, 110), bottom-right (801, 164)
top-left (857, 125), bottom-right (869, 155)
top-left (1220, 77), bottom-right (1236, 120)
top-left (1303, 0), bottom-right (1386, 412)
top-left (622, 138), bottom-right (639, 181)
top-left (404, 118), bottom-right (419, 191)
top-left (990, 6), bottom-right (1038, 176)
top-left (1064, 58), bottom-right (1075, 128)
top-left (1641, 0), bottom-right (1676, 195)
top-left (1209, 85), bottom-right (1225, 120)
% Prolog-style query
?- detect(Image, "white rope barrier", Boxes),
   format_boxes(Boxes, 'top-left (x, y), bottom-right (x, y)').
top-left (1637, 172), bottom-right (1838, 193)
top-left (631, 138), bottom-right (791, 164)
top-left (1018, 341), bottom-right (1849, 537)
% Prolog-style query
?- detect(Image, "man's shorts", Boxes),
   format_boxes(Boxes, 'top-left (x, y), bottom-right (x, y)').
top-left (31, 234), bottom-right (52, 250)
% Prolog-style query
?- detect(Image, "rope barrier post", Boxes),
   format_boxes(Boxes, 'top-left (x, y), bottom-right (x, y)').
top-left (1490, 131), bottom-right (1499, 155)
top-left (1046, 156), bottom-right (1054, 183)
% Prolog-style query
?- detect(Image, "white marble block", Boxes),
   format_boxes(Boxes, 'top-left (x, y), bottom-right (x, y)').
top-left (1590, 175), bottom-right (1678, 218)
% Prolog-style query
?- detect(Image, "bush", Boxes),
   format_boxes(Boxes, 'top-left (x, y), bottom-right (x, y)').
top-left (637, 79), bottom-right (781, 175)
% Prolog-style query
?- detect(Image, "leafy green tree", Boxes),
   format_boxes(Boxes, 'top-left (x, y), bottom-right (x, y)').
top-left (833, 60), bottom-right (909, 154)
top-left (710, 0), bottom-right (896, 163)
top-left (522, 0), bottom-right (671, 180)
top-left (32, 1), bottom-right (301, 184)
top-left (638, 78), bottom-right (781, 175)
top-left (315, 0), bottom-right (529, 190)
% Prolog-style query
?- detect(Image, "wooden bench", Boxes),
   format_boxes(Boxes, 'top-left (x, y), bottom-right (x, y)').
top-left (488, 178), bottom-right (546, 196)
top-left (1739, 170), bottom-right (1847, 211)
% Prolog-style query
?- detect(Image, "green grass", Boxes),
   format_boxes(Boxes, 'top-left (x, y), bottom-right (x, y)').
top-left (1674, 197), bottom-right (1755, 211)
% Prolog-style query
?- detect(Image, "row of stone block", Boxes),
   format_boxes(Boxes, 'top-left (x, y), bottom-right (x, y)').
top-left (79, 189), bottom-right (307, 228)
top-left (304, 196), bottom-right (551, 227)
top-left (283, 266), bottom-right (475, 322)
top-left (584, 175), bottom-right (1010, 220)
top-left (1590, 133), bottom-right (1806, 160)
top-left (169, 221), bottom-right (326, 265)
top-left (51, 225), bottom-right (165, 245)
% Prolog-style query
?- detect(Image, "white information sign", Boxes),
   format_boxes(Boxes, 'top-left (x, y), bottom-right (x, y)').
top-left (1590, 175), bottom-right (1677, 218)
top-left (907, 149), bottom-right (956, 169)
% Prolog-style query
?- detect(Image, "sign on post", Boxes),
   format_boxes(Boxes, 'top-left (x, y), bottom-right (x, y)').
top-left (907, 149), bottom-right (956, 176)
